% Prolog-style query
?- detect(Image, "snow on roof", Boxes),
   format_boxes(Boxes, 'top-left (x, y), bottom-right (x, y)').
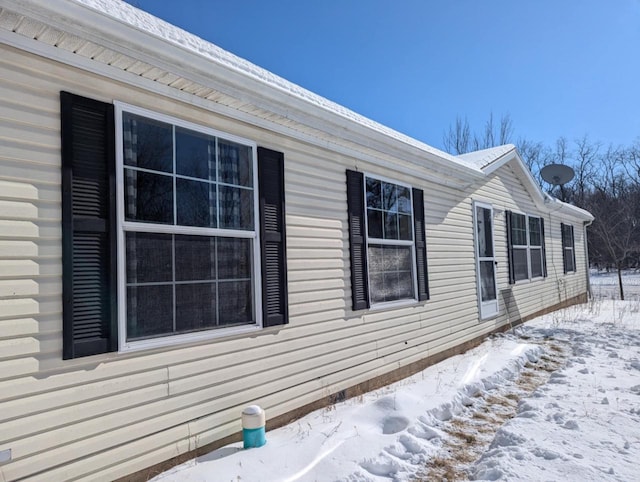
top-left (457, 144), bottom-right (516, 170)
top-left (71, 0), bottom-right (479, 172)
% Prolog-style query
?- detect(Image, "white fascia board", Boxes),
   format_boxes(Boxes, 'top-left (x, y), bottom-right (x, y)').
top-left (8, 0), bottom-right (483, 185)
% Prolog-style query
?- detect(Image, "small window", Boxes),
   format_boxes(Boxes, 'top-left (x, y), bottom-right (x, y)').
top-left (365, 176), bottom-right (416, 304)
top-left (561, 223), bottom-right (576, 273)
top-left (507, 211), bottom-right (547, 283)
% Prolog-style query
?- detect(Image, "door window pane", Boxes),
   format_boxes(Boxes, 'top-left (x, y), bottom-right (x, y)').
top-left (476, 206), bottom-right (493, 258)
top-left (479, 260), bottom-right (496, 302)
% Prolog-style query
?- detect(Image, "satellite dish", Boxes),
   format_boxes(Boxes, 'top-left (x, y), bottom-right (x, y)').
top-left (540, 164), bottom-right (575, 186)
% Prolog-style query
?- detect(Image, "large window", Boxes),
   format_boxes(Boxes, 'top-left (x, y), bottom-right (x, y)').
top-left (346, 170), bottom-right (429, 310)
top-left (62, 93), bottom-right (287, 359)
top-left (507, 211), bottom-right (547, 283)
top-left (561, 223), bottom-right (576, 273)
top-left (118, 105), bottom-right (259, 346)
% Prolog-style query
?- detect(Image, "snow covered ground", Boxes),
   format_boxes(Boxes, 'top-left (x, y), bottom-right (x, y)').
top-left (153, 277), bottom-right (640, 482)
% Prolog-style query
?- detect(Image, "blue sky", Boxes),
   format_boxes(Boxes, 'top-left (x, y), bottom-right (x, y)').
top-left (126, 0), bottom-right (640, 151)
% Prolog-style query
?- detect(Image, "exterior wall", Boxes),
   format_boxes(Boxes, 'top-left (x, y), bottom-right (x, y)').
top-left (0, 44), bottom-right (588, 481)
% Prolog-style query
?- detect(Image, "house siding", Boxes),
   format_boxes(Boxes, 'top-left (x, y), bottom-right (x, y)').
top-left (0, 42), bottom-right (588, 481)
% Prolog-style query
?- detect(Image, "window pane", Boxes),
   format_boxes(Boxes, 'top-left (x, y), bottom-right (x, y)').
top-left (397, 271), bottom-right (414, 298)
top-left (530, 247), bottom-right (543, 278)
top-left (176, 127), bottom-right (215, 180)
top-left (218, 237), bottom-right (252, 279)
top-left (125, 169), bottom-right (173, 224)
top-left (176, 178), bottom-right (216, 228)
top-left (513, 248), bottom-right (529, 281)
top-left (368, 245), bottom-right (414, 303)
top-left (366, 178), bottom-right (382, 208)
top-left (529, 217), bottom-right (541, 246)
top-left (127, 285), bottom-right (173, 340)
top-left (397, 186), bottom-right (411, 214)
top-left (564, 248), bottom-right (575, 272)
top-left (126, 232), bottom-right (172, 283)
top-left (123, 113), bottom-right (172, 172)
top-left (367, 209), bottom-right (383, 238)
top-left (384, 212), bottom-right (398, 240)
top-left (398, 214), bottom-right (412, 241)
top-left (479, 260), bottom-right (496, 302)
top-left (175, 282), bottom-right (216, 332)
top-left (175, 235), bottom-right (216, 281)
top-left (511, 213), bottom-right (527, 246)
top-left (219, 186), bottom-right (253, 230)
top-left (382, 182), bottom-right (397, 211)
top-left (476, 207), bottom-right (493, 258)
top-left (369, 273), bottom-right (385, 303)
top-left (218, 280), bottom-right (253, 325)
top-left (218, 140), bottom-right (253, 187)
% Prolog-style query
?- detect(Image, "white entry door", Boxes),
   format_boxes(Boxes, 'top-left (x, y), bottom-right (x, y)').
top-left (473, 202), bottom-right (498, 319)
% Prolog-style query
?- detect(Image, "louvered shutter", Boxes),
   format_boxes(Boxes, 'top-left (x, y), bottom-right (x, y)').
top-left (412, 188), bottom-right (430, 301)
top-left (258, 147), bottom-right (288, 327)
top-left (346, 170), bottom-right (369, 310)
top-left (541, 218), bottom-right (548, 277)
top-left (561, 223), bottom-right (569, 274)
top-left (61, 92), bottom-right (117, 359)
top-left (506, 210), bottom-right (515, 284)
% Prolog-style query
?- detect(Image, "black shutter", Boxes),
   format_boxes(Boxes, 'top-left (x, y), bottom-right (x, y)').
top-left (61, 92), bottom-right (117, 359)
top-left (541, 218), bottom-right (548, 277)
top-left (346, 170), bottom-right (369, 310)
top-left (506, 210), bottom-right (515, 284)
top-left (412, 188), bottom-right (430, 301)
top-left (258, 147), bottom-right (288, 327)
top-left (561, 222), bottom-right (568, 274)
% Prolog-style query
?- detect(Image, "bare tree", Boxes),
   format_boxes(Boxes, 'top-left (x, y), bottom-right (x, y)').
top-left (516, 138), bottom-right (550, 188)
top-left (585, 179), bottom-right (640, 300)
top-left (442, 113), bottom-right (514, 155)
top-left (442, 116), bottom-right (472, 154)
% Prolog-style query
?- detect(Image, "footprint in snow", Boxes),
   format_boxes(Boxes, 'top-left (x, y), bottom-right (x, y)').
top-left (382, 415), bottom-right (410, 435)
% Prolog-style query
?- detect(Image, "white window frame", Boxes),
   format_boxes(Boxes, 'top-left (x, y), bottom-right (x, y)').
top-left (528, 215), bottom-right (544, 280)
top-left (511, 211), bottom-right (545, 283)
top-left (562, 223), bottom-right (576, 274)
top-left (363, 173), bottom-right (418, 308)
top-left (114, 102), bottom-right (262, 352)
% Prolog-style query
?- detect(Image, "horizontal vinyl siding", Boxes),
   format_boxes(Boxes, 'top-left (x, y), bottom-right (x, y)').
top-left (0, 44), bottom-right (587, 481)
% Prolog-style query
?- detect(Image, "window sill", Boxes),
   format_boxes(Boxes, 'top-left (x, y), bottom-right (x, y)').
top-left (120, 323), bottom-right (262, 353)
top-left (368, 298), bottom-right (423, 312)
